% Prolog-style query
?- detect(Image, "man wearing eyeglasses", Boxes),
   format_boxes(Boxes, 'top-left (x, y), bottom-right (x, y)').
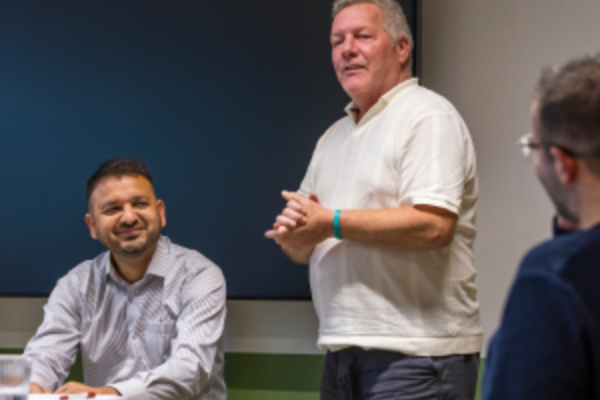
top-left (483, 54), bottom-right (600, 400)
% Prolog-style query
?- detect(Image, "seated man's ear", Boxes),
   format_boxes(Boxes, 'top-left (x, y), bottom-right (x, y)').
top-left (85, 213), bottom-right (98, 240)
top-left (157, 200), bottom-right (167, 228)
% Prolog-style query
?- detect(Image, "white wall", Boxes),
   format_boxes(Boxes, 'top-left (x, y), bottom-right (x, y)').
top-left (421, 0), bottom-right (600, 353)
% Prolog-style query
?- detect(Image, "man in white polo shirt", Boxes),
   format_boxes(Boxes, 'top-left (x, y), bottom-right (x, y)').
top-left (265, 0), bottom-right (482, 398)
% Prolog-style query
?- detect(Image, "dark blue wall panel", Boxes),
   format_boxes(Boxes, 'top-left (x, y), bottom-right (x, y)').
top-left (0, 0), bottom-right (418, 298)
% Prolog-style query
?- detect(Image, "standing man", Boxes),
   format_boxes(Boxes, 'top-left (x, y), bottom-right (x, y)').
top-left (483, 55), bottom-right (600, 400)
top-left (266, 0), bottom-right (482, 398)
top-left (25, 158), bottom-right (226, 400)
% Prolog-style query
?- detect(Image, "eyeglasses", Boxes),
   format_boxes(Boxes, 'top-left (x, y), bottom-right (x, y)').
top-left (517, 132), bottom-right (578, 163)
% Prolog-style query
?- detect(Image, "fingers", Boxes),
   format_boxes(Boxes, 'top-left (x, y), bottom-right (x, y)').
top-left (282, 207), bottom-right (307, 224)
top-left (265, 226), bottom-right (290, 241)
top-left (276, 203), bottom-right (307, 229)
top-left (286, 199), bottom-right (305, 214)
top-left (54, 382), bottom-right (91, 394)
top-left (266, 191), bottom-right (312, 244)
top-left (55, 384), bottom-right (73, 394)
top-left (282, 190), bottom-right (319, 210)
top-left (30, 382), bottom-right (49, 394)
top-left (276, 214), bottom-right (298, 228)
top-left (282, 190), bottom-right (308, 206)
top-left (54, 384), bottom-right (70, 394)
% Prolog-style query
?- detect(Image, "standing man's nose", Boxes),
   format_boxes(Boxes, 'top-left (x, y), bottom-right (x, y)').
top-left (341, 36), bottom-right (357, 59)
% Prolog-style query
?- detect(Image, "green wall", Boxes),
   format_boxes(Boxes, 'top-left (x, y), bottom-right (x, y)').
top-left (2, 350), bottom-right (484, 399)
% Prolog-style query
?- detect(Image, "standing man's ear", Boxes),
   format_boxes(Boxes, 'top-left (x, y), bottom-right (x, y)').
top-left (396, 35), bottom-right (411, 69)
top-left (157, 200), bottom-right (167, 229)
top-left (549, 147), bottom-right (578, 185)
top-left (85, 213), bottom-right (98, 240)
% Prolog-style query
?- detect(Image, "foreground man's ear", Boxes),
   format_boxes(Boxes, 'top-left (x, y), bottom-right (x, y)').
top-left (550, 147), bottom-right (578, 185)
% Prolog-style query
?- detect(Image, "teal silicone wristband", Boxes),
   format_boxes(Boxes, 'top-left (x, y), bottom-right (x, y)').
top-left (333, 209), bottom-right (342, 240)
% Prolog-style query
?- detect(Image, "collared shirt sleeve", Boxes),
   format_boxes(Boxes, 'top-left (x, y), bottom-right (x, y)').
top-left (24, 268), bottom-right (83, 391)
top-left (398, 110), bottom-right (474, 215)
top-left (109, 266), bottom-right (226, 400)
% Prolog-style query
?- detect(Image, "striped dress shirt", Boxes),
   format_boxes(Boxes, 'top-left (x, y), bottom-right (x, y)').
top-left (24, 236), bottom-right (227, 400)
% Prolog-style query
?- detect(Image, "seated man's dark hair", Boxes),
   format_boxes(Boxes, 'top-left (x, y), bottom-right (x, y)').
top-left (86, 157), bottom-right (154, 202)
top-left (536, 53), bottom-right (600, 176)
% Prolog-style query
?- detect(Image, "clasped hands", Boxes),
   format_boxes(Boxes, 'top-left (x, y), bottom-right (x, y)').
top-left (264, 191), bottom-right (334, 252)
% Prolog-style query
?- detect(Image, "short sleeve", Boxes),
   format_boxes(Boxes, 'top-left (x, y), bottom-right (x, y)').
top-left (398, 111), bottom-right (473, 215)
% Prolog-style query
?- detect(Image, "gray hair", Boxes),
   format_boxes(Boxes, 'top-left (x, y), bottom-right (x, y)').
top-left (536, 53), bottom-right (600, 176)
top-left (332, 0), bottom-right (413, 72)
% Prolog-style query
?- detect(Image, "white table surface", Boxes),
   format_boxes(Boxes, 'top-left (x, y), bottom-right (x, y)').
top-left (29, 395), bottom-right (121, 400)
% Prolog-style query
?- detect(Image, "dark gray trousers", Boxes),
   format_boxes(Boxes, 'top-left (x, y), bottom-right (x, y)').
top-left (321, 347), bottom-right (479, 400)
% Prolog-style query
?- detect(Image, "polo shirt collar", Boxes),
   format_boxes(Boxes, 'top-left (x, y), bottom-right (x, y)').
top-left (344, 78), bottom-right (419, 126)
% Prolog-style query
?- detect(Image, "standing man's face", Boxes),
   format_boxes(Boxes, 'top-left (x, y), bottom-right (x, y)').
top-left (530, 100), bottom-right (578, 223)
top-left (330, 3), bottom-right (406, 104)
top-left (85, 175), bottom-right (166, 259)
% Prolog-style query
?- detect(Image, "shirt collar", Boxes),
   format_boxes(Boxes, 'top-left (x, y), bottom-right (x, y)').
top-left (144, 235), bottom-right (170, 278)
top-left (344, 77), bottom-right (419, 125)
top-left (104, 235), bottom-right (171, 283)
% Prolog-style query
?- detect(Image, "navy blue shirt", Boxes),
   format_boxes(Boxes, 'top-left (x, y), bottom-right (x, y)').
top-left (483, 223), bottom-right (600, 400)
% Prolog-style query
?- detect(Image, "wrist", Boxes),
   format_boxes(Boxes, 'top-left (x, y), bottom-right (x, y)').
top-left (332, 209), bottom-right (342, 240)
top-left (323, 209), bottom-right (336, 239)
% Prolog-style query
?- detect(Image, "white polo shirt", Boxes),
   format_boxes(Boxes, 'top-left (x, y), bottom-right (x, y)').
top-left (299, 78), bottom-right (482, 356)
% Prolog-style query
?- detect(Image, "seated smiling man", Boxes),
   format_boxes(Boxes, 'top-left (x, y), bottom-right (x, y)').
top-left (25, 158), bottom-right (226, 400)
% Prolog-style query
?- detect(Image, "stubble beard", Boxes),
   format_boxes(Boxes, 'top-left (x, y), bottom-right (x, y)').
top-left (538, 164), bottom-right (579, 224)
top-left (98, 217), bottom-right (162, 259)
top-left (114, 227), bottom-right (161, 258)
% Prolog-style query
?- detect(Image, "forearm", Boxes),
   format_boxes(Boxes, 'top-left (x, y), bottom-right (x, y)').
top-left (336, 205), bottom-right (456, 251)
top-left (111, 336), bottom-right (223, 400)
top-left (110, 357), bottom-right (202, 400)
top-left (272, 192), bottom-right (456, 253)
top-left (25, 331), bottom-right (79, 390)
top-left (24, 278), bottom-right (82, 391)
